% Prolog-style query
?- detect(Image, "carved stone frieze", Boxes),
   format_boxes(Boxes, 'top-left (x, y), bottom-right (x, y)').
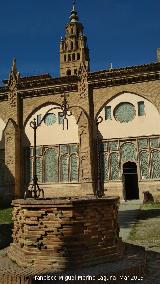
top-left (78, 63), bottom-right (88, 99)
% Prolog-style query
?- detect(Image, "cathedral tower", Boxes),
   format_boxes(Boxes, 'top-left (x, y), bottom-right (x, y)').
top-left (60, 3), bottom-right (90, 77)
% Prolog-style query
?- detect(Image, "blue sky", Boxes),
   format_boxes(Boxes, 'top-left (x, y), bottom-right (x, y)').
top-left (0, 0), bottom-right (160, 81)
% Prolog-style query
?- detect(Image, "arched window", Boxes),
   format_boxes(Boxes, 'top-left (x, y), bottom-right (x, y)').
top-left (68, 54), bottom-right (71, 61)
top-left (66, 69), bottom-right (71, 76)
top-left (44, 148), bottom-right (58, 182)
top-left (70, 154), bottom-right (79, 182)
top-left (110, 152), bottom-right (119, 180)
top-left (139, 151), bottom-right (150, 179)
top-left (71, 41), bottom-right (73, 50)
top-left (151, 150), bottom-right (160, 179)
top-left (64, 54), bottom-right (66, 62)
top-left (60, 155), bottom-right (69, 182)
top-left (74, 69), bottom-right (77, 75)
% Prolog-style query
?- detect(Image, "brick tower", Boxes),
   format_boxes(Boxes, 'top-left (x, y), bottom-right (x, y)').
top-left (60, 2), bottom-right (90, 77)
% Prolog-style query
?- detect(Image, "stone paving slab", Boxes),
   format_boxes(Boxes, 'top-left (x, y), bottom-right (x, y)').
top-left (118, 201), bottom-right (142, 241)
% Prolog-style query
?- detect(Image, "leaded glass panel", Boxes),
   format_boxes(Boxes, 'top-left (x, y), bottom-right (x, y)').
top-left (110, 152), bottom-right (119, 180)
top-left (36, 158), bottom-right (42, 182)
top-left (138, 101), bottom-right (145, 116)
top-left (100, 153), bottom-right (109, 181)
top-left (139, 151), bottom-right (150, 179)
top-left (114, 102), bottom-right (136, 123)
top-left (103, 142), bottom-right (108, 152)
top-left (150, 138), bottom-right (159, 148)
top-left (105, 106), bottom-right (111, 120)
top-left (60, 145), bottom-right (68, 155)
top-left (108, 141), bottom-right (118, 151)
top-left (60, 155), bottom-right (69, 182)
top-left (37, 114), bottom-right (42, 126)
top-left (58, 112), bottom-right (64, 124)
top-left (44, 113), bottom-right (57, 126)
top-left (36, 146), bottom-right (42, 156)
top-left (151, 151), bottom-right (160, 179)
top-left (70, 144), bottom-right (78, 154)
top-left (138, 139), bottom-right (148, 149)
top-left (70, 154), bottom-right (79, 182)
top-left (44, 148), bottom-right (58, 182)
top-left (121, 143), bottom-right (137, 163)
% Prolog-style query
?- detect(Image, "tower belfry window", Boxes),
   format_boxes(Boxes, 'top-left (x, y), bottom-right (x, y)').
top-left (72, 53), bottom-right (75, 60)
top-left (77, 53), bottom-right (80, 60)
top-left (67, 69), bottom-right (71, 76)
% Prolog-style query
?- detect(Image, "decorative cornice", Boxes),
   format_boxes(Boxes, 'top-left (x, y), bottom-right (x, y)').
top-left (88, 62), bottom-right (160, 88)
top-left (0, 62), bottom-right (160, 100)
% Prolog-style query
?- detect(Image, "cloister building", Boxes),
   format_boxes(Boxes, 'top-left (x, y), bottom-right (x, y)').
top-left (0, 4), bottom-right (160, 203)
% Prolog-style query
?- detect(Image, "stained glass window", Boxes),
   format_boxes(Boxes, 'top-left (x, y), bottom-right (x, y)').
top-left (100, 153), bottom-right (109, 181)
top-left (110, 152), bottom-right (119, 180)
top-left (70, 144), bottom-right (78, 154)
top-left (37, 114), bottom-right (42, 126)
top-left (103, 142), bottom-right (108, 152)
top-left (150, 138), bottom-right (159, 148)
top-left (60, 145), bottom-right (68, 155)
top-left (36, 158), bottom-right (42, 182)
top-left (36, 146), bottom-right (42, 156)
top-left (105, 106), bottom-right (111, 120)
top-left (138, 101), bottom-right (145, 116)
top-left (44, 148), bottom-right (58, 182)
top-left (121, 143), bottom-right (137, 163)
top-left (108, 141), bottom-right (118, 151)
top-left (151, 151), bottom-right (160, 179)
top-left (139, 151), bottom-right (150, 179)
top-left (138, 139), bottom-right (148, 149)
top-left (70, 154), bottom-right (79, 182)
top-left (44, 113), bottom-right (56, 126)
top-left (114, 102), bottom-right (136, 123)
top-left (60, 155), bottom-right (69, 182)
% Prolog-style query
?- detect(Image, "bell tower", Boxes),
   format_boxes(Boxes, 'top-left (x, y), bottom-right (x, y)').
top-left (60, 2), bottom-right (90, 77)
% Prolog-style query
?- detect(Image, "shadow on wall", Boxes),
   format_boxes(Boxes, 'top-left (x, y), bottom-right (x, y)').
top-left (0, 164), bottom-right (15, 207)
top-left (97, 129), bottom-right (105, 196)
top-left (23, 133), bottom-right (31, 194)
top-left (0, 129), bottom-right (14, 206)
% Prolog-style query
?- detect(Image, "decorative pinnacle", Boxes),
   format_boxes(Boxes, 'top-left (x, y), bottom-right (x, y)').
top-left (72, 0), bottom-right (76, 9)
top-left (70, 0), bottom-right (79, 22)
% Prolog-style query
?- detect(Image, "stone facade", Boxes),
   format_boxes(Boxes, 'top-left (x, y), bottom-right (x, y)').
top-left (0, 4), bottom-right (160, 202)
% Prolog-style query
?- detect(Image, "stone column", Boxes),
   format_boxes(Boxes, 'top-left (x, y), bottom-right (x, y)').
top-left (4, 120), bottom-right (21, 199)
top-left (77, 64), bottom-right (96, 195)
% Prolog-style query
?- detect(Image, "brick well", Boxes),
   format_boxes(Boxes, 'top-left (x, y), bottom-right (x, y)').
top-left (8, 196), bottom-right (123, 271)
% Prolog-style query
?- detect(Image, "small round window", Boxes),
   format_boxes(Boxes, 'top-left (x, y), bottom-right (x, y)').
top-left (44, 113), bottom-right (56, 126)
top-left (114, 102), bottom-right (136, 123)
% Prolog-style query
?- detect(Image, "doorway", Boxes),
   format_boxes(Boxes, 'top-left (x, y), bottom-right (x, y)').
top-left (123, 162), bottom-right (139, 200)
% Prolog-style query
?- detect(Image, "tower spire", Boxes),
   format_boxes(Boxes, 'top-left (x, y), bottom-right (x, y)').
top-left (70, 0), bottom-right (79, 23)
top-left (60, 1), bottom-right (90, 77)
